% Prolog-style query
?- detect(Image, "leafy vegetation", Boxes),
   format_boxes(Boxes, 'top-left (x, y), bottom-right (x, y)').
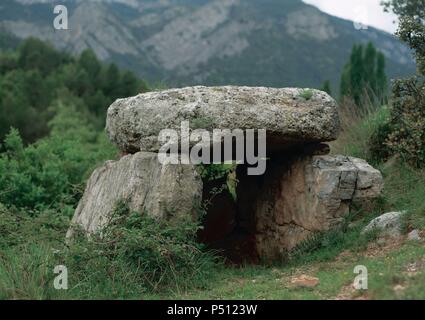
top-left (372, 1), bottom-right (425, 168)
top-left (0, 105), bottom-right (116, 213)
top-left (299, 89), bottom-right (314, 100)
top-left (340, 42), bottom-right (388, 106)
top-left (382, 0), bottom-right (425, 75)
top-left (0, 201), bottom-right (220, 299)
top-left (321, 80), bottom-right (332, 96)
top-left (0, 37), bottom-right (148, 143)
top-left (0, 38), bottom-right (221, 299)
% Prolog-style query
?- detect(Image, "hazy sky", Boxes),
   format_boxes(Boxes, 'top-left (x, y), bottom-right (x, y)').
top-left (303, 0), bottom-right (398, 33)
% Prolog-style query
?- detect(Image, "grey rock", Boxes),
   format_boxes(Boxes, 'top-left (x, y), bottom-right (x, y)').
top-left (407, 229), bottom-right (422, 241)
top-left (106, 86), bottom-right (340, 153)
top-left (66, 152), bottom-right (202, 238)
top-left (362, 211), bottom-right (407, 238)
top-left (350, 157), bottom-right (385, 201)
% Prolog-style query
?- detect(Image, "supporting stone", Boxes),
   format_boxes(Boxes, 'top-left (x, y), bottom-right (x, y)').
top-left (236, 153), bottom-right (384, 261)
top-left (66, 152), bottom-right (202, 238)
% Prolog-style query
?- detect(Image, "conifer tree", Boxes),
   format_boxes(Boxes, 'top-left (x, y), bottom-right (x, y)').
top-left (339, 42), bottom-right (388, 106)
top-left (364, 42), bottom-right (377, 93)
top-left (321, 80), bottom-right (332, 96)
top-left (376, 52), bottom-right (387, 102)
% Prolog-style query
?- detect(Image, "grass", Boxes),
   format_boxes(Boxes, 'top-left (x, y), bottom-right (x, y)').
top-left (0, 205), bottom-right (221, 300)
top-left (165, 242), bottom-right (425, 300)
top-left (298, 89), bottom-right (314, 100)
top-left (330, 98), bottom-right (390, 161)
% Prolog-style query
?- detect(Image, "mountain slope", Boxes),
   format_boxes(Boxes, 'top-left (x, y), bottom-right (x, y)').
top-left (0, 0), bottom-right (416, 90)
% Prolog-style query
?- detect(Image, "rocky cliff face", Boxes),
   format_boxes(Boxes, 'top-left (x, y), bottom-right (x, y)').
top-left (0, 0), bottom-right (415, 88)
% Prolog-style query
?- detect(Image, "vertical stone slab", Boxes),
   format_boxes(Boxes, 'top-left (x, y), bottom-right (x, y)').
top-left (236, 154), bottom-right (384, 261)
top-left (66, 152), bottom-right (203, 238)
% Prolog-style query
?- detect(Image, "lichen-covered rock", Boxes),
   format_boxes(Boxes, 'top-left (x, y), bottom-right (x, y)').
top-left (362, 211), bottom-right (406, 238)
top-left (237, 154), bottom-right (384, 260)
top-left (106, 86), bottom-right (340, 153)
top-left (407, 229), bottom-right (421, 241)
top-left (66, 152), bottom-right (202, 238)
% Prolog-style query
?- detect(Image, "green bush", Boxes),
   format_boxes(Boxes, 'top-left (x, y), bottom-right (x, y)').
top-left (371, 77), bottom-right (425, 167)
top-left (65, 203), bottom-right (219, 296)
top-left (375, 1), bottom-right (425, 168)
top-left (0, 201), bottom-right (219, 299)
top-left (197, 163), bottom-right (235, 182)
top-left (0, 103), bottom-right (116, 212)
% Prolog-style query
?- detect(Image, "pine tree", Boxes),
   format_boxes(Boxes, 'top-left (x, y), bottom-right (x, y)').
top-left (364, 42), bottom-right (377, 94)
top-left (321, 80), bottom-right (332, 96)
top-left (103, 63), bottom-right (120, 98)
top-left (376, 52), bottom-right (387, 102)
top-left (349, 44), bottom-right (365, 105)
top-left (340, 64), bottom-right (351, 98)
top-left (339, 42), bottom-right (387, 106)
top-left (78, 49), bottom-right (101, 81)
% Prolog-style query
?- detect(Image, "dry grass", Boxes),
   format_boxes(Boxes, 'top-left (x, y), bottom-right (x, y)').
top-left (330, 96), bottom-right (389, 161)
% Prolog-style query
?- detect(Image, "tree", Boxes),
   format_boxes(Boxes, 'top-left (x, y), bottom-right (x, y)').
top-left (103, 63), bottom-right (120, 98)
top-left (321, 80), bottom-right (332, 96)
top-left (339, 42), bottom-right (388, 106)
top-left (119, 70), bottom-right (146, 98)
top-left (350, 44), bottom-right (365, 105)
top-left (340, 64), bottom-right (351, 98)
top-left (382, 0), bottom-right (425, 75)
top-left (0, 37), bottom-right (150, 143)
top-left (0, 70), bottom-right (49, 143)
top-left (370, 1), bottom-right (425, 167)
top-left (364, 42), bottom-right (377, 93)
top-left (17, 37), bottom-right (70, 76)
top-left (78, 49), bottom-right (101, 81)
top-left (376, 52), bottom-right (387, 102)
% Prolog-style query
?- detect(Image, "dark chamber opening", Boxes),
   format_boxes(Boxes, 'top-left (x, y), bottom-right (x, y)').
top-left (197, 172), bottom-right (259, 265)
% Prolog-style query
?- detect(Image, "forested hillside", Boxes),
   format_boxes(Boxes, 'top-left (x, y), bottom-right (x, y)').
top-left (0, 37), bottom-right (148, 143)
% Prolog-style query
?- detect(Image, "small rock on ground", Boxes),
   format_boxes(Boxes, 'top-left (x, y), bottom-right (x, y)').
top-left (407, 229), bottom-right (422, 241)
top-left (362, 211), bottom-right (406, 238)
top-left (290, 275), bottom-right (320, 288)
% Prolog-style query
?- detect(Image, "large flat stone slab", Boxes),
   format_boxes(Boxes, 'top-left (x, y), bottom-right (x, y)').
top-left (106, 86), bottom-right (340, 153)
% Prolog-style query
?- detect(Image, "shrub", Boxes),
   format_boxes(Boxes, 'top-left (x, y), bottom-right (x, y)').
top-left (197, 163), bottom-right (235, 182)
top-left (0, 205), bottom-right (69, 249)
top-left (0, 201), bottom-right (220, 298)
top-left (0, 103), bottom-right (116, 212)
top-left (299, 89), bottom-right (313, 100)
top-left (374, 1), bottom-right (425, 167)
top-left (64, 202), bottom-right (220, 296)
top-left (370, 77), bottom-right (425, 167)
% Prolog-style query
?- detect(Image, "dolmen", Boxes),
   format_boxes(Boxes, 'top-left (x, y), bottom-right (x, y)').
top-left (67, 86), bottom-right (383, 262)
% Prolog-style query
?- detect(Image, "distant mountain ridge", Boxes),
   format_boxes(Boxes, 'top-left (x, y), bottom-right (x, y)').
top-left (0, 0), bottom-right (416, 90)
